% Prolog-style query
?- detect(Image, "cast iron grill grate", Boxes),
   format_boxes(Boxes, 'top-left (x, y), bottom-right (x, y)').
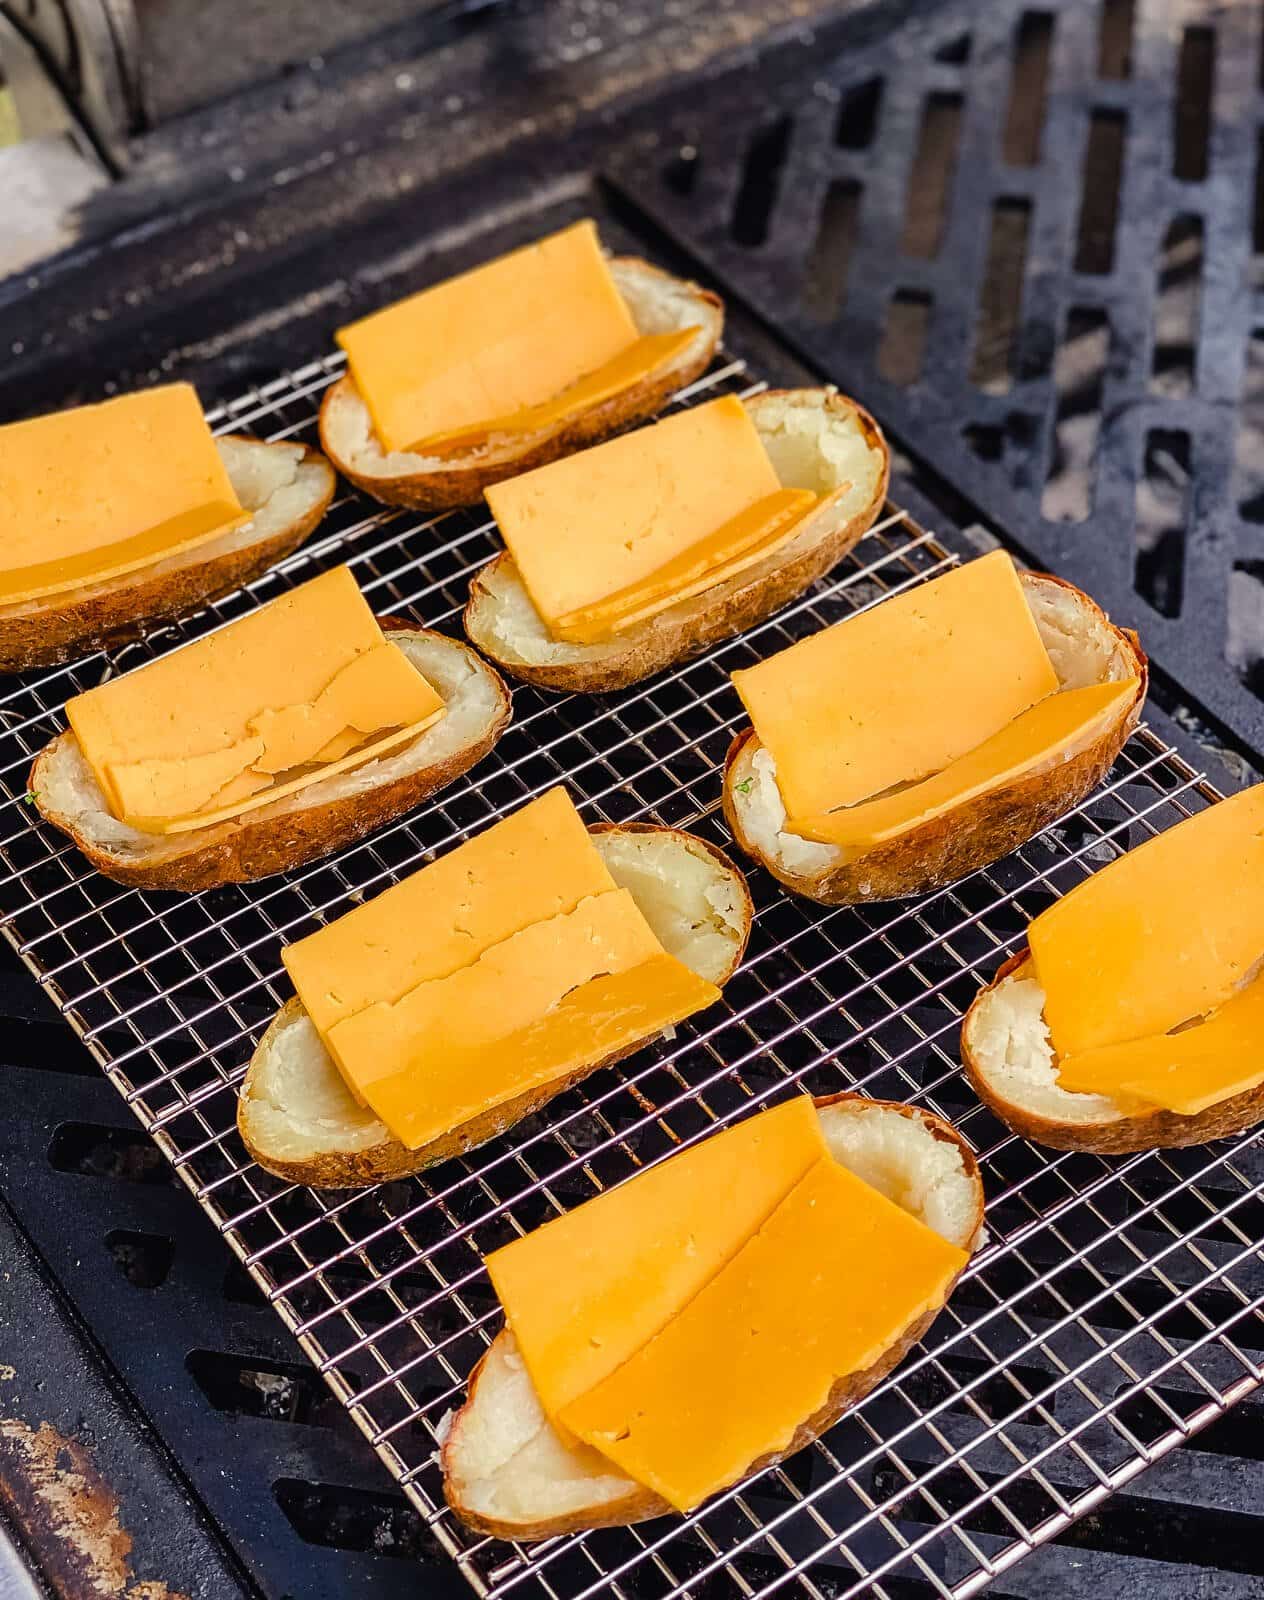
top-left (609, 0), bottom-right (1264, 761)
top-left (0, 344), bottom-right (1260, 1600)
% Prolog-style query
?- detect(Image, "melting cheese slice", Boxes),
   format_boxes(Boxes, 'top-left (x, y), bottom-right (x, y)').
top-left (319, 888), bottom-right (719, 1149)
top-left (487, 1097), bottom-right (826, 1426)
top-left (337, 219), bottom-right (649, 453)
top-left (559, 1155), bottom-right (967, 1512)
top-left (1054, 973), bottom-right (1264, 1115)
top-left (0, 384), bottom-right (247, 605)
top-left (65, 566), bottom-right (444, 833)
top-left (550, 487), bottom-right (818, 644)
top-left (731, 551), bottom-right (1059, 819)
top-left (487, 394), bottom-right (783, 632)
top-left (1029, 783), bottom-right (1264, 1059)
top-left (282, 786), bottom-right (616, 1037)
top-left (792, 679), bottom-right (1138, 849)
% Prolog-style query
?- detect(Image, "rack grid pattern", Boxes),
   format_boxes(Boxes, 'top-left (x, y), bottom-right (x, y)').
top-left (0, 348), bottom-right (1261, 1600)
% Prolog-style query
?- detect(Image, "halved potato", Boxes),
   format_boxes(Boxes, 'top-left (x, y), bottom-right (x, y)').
top-left (724, 573), bottom-right (1146, 904)
top-left (0, 437), bottom-right (335, 673)
top-left (465, 389), bottom-right (891, 694)
top-left (442, 1095), bottom-right (984, 1540)
top-left (320, 258), bottom-right (723, 510)
top-left (30, 623), bottom-right (511, 892)
top-left (237, 823), bottom-right (753, 1187)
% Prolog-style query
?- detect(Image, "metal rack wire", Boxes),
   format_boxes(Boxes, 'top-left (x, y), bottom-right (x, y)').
top-left (0, 346), bottom-right (1260, 1600)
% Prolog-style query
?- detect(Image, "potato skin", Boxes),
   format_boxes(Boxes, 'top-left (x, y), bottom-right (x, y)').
top-left (319, 258), bottom-right (723, 510)
top-left (723, 575), bottom-right (1147, 906)
top-left (0, 440), bottom-right (334, 673)
top-left (464, 389), bottom-right (891, 694)
top-left (961, 951), bottom-right (1264, 1153)
top-left (442, 1096), bottom-right (984, 1541)
top-left (237, 825), bottom-right (753, 1188)
top-left (29, 622), bottom-right (511, 893)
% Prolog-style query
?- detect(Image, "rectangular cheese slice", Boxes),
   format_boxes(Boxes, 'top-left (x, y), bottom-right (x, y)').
top-left (486, 395), bottom-right (783, 628)
top-left (0, 384), bottom-right (247, 604)
top-left (1054, 973), bottom-right (1264, 1115)
top-left (336, 220), bottom-right (640, 453)
top-left (550, 487), bottom-right (818, 644)
top-left (282, 786), bottom-right (615, 1037)
top-left (731, 551), bottom-right (1060, 819)
top-left (323, 890), bottom-right (719, 1150)
top-left (792, 679), bottom-right (1138, 849)
top-left (1029, 783), bottom-right (1264, 1058)
top-left (487, 1097), bottom-right (826, 1426)
top-left (559, 1155), bottom-right (967, 1512)
top-left (65, 566), bottom-right (443, 831)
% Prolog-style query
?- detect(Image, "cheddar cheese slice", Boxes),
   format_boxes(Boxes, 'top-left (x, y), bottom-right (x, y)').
top-left (1054, 973), bottom-right (1264, 1115)
top-left (792, 679), bottom-right (1138, 850)
top-left (487, 394), bottom-right (784, 634)
top-left (337, 220), bottom-right (666, 454)
top-left (550, 487), bottom-right (818, 644)
top-left (1029, 783), bottom-right (1264, 1059)
top-left (486, 1096), bottom-right (826, 1424)
top-left (282, 786), bottom-right (616, 1037)
top-left (0, 384), bottom-right (247, 605)
top-left (731, 551), bottom-right (1060, 820)
top-left (65, 566), bottom-right (444, 833)
top-left (559, 1154), bottom-right (967, 1511)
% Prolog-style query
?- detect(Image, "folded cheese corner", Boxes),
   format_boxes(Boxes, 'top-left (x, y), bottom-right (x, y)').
top-left (485, 1100), bottom-right (967, 1513)
top-left (64, 565), bottom-right (446, 834)
top-left (334, 218), bottom-right (698, 456)
top-left (0, 383), bottom-right (249, 605)
top-left (280, 787), bottom-right (724, 1151)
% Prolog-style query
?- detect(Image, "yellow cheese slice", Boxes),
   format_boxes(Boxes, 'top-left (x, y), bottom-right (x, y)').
top-left (550, 487), bottom-right (818, 644)
top-left (410, 328), bottom-right (700, 456)
top-left (0, 384), bottom-right (248, 604)
top-left (791, 679), bottom-right (1139, 849)
top-left (486, 1097), bottom-right (826, 1426)
top-left (336, 220), bottom-right (640, 454)
top-left (65, 566), bottom-right (444, 831)
top-left (559, 1155), bottom-right (967, 1512)
top-left (1029, 783), bottom-right (1264, 1058)
top-left (487, 394), bottom-right (783, 629)
top-left (1054, 973), bottom-right (1264, 1115)
top-left (730, 551), bottom-right (1060, 819)
top-left (282, 787), bottom-right (617, 1039)
top-left (323, 890), bottom-right (720, 1150)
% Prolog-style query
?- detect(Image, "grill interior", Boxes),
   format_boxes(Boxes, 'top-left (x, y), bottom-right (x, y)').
top-left (1, 343), bottom-right (1262, 1600)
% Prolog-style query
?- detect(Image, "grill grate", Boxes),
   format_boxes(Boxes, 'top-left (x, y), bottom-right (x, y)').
top-left (0, 344), bottom-right (1262, 1600)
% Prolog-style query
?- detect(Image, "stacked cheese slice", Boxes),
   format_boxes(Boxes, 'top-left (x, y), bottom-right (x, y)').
top-left (1028, 784), bottom-right (1264, 1115)
top-left (731, 551), bottom-right (1140, 853)
top-left (0, 384), bottom-right (248, 605)
top-left (336, 220), bottom-right (699, 456)
top-left (486, 394), bottom-right (822, 644)
top-left (486, 1096), bottom-right (967, 1512)
top-left (66, 567), bottom-right (445, 834)
top-left (281, 788), bottom-right (722, 1150)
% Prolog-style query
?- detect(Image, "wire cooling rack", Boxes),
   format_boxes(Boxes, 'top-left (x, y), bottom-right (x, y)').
top-left (0, 348), bottom-right (1261, 1600)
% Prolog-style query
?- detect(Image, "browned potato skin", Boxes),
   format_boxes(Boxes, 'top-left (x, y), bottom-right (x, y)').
top-left (29, 620), bottom-right (511, 892)
top-left (465, 390), bottom-right (891, 695)
top-left (0, 440), bottom-right (335, 673)
top-left (319, 258), bottom-right (724, 510)
top-left (961, 951), bottom-right (1264, 1153)
top-left (442, 1096), bottom-right (984, 1541)
top-left (723, 575), bottom-right (1147, 905)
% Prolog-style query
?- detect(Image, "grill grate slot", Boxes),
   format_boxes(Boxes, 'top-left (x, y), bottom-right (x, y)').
top-left (0, 342), bottom-right (1260, 1600)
